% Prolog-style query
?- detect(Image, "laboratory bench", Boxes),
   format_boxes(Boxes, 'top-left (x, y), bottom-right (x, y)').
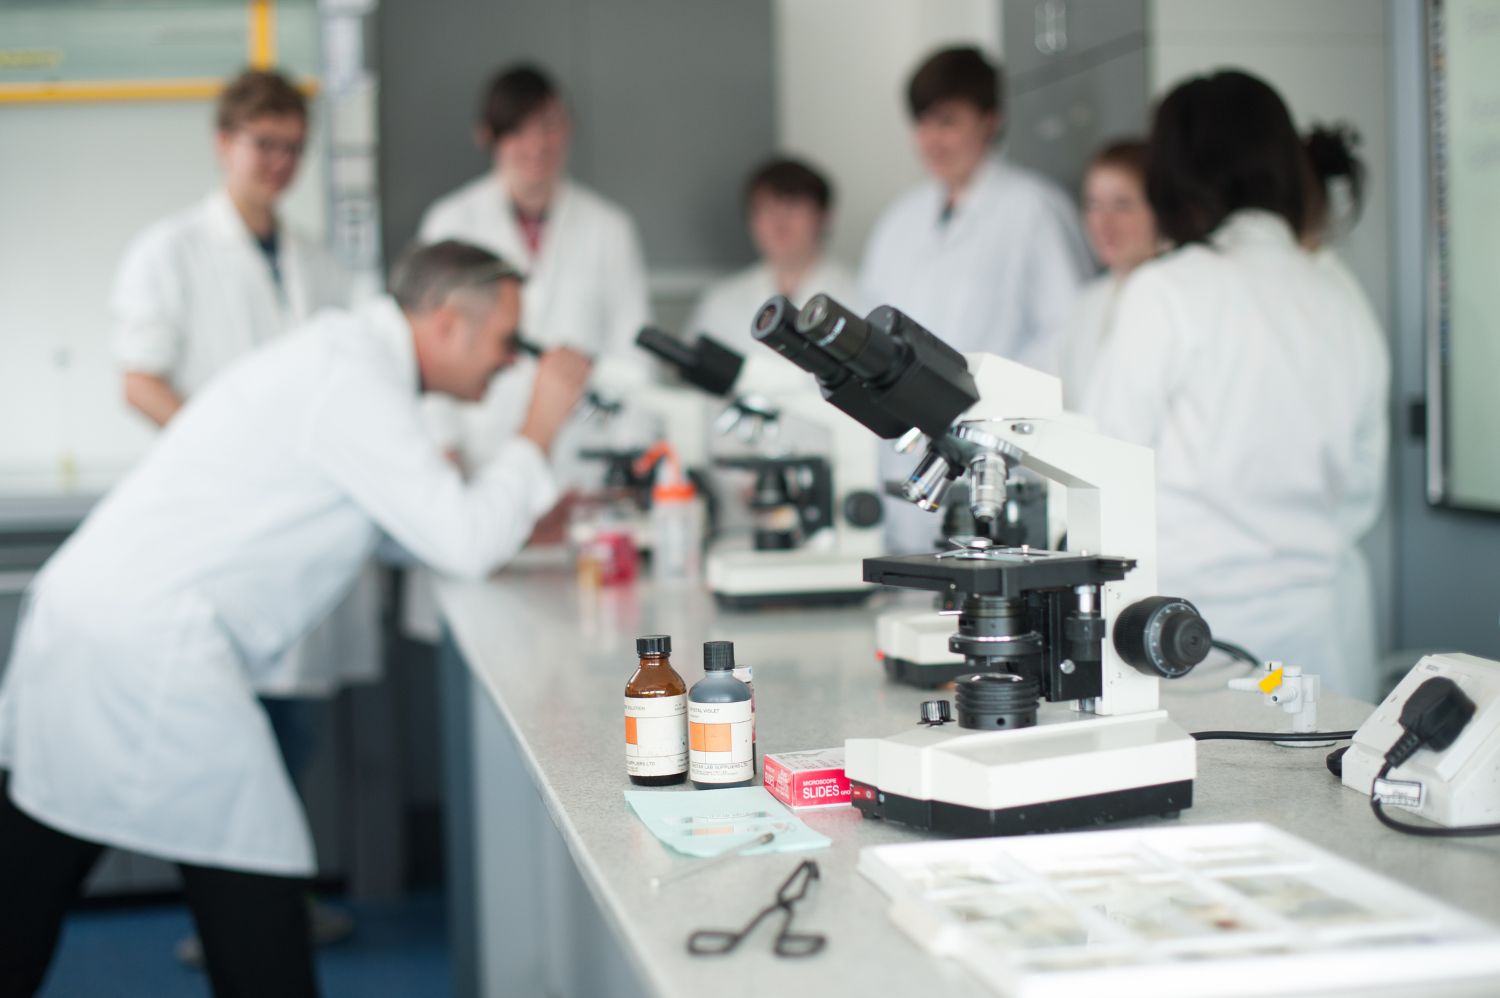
top-left (435, 561), bottom-right (1500, 998)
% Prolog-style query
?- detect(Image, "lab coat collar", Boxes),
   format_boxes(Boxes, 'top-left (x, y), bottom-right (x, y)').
top-left (200, 189), bottom-right (312, 319)
top-left (202, 188), bottom-right (278, 243)
top-left (765, 256), bottom-right (842, 304)
top-left (928, 153), bottom-right (1010, 231)
top-left (488, 174), bottom-right (577, 273)
top-left (1211, 209), bottom-right (1299, 252)
top-left (363, 296), bottom-right (423, 395)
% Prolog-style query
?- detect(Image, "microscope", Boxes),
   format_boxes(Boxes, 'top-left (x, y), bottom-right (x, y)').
top-left (514, 334), bottom-right (718, 547)
top-left (753, 293), bottom-right (1211, 836)
top-left (636, 321), bottom-right (884, 608)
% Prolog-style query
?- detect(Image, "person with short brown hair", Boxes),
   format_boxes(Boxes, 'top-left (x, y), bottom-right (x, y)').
top-left (417, 63), bottom-right (651, 476)
top-left (685, 155), bottom-right (860, 390)
top-left (859, 45), bottom-right (1091, 552)
top-left (113, 67), bottom-right (342, 425)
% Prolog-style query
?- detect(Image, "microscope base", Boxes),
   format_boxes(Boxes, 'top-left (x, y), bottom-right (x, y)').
top-left (851, 779), bottom-right (1192, 837)
top-left (876, 608), bottom-right (963, 687)
top-left (845, 708), bottom-right (1197, 837)
top-left (707, 547), bottom-right (875, 610)
top-left (715, 588), bottom-right (873, 611)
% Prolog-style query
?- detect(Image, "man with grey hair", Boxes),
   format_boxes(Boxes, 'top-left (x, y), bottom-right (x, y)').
top-left (0, 240), bottom-right (589, 996)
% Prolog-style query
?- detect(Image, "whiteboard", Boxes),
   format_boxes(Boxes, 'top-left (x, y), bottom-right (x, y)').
top-left (1427, 0), bottom-right (1500, 513)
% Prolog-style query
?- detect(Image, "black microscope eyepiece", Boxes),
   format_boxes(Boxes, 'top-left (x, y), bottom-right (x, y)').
top-left (751, 295), bottom-right (845, 383)
top-left (512, 332), bottom-right (545, 358)
top-left (635, 327), bottom-right (744, 397)
top-left (795, 293), bottom-right (901, 384)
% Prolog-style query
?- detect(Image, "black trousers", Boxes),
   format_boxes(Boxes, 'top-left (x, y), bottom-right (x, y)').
top-left (0, 777), bottom-right (317, 998)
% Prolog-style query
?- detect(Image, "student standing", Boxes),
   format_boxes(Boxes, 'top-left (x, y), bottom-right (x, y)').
top-left (1082, 71), bottom-right (1389, 698)
top-left (859, 47), bottom-right (1090, 551)
top-left (687, 157), bottom-right (859, 392)
top-left (1059, 140), bottom-right (1160, 409)
top-left (418, 64), bottom-right (651, 469)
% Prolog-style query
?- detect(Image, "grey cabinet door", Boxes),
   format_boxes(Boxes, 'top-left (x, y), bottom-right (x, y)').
top-left (1004, 0), bottom-right (1148, 76)
top-left (1002, 0), bottom-right (1150, 195)
top-left (378, 0), bottom-right (775, 272)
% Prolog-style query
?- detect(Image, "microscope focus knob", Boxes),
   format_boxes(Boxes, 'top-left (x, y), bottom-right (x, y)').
top-left (843, 490), bottom-right (884, 528)
top-left (918, 700), bottom-right (953, 725)
top-left (1114, 597), bottom-right (1212, 679)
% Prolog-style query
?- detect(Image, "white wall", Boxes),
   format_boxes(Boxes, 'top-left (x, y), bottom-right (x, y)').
top-left (1150, 0), bottom-right (1398, 656)
top-left (772, 0), bottom-right (1003, 267)
top-left (0, 100), bottom-right (327, 488)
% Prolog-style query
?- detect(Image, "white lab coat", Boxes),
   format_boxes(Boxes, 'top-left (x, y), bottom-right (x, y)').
top-left (417, 174), bottom-right (652, 466)
top-left (859, 154), bottom-right (1091, 552)
top-left (111, 189), bottom-right (379, 697)
top-left (1058, 272), bottom-right (1118, 411)
top-left (112, 189), bottom-right (350, 397)
top-left (401, 174), bottom-right (652, 641)
top-left (0, 298), bottom-right (558, 874)
top-left (1081, 211), bottom-right (1390, 698)
top-left (686, 258), bottom-right (862, 395)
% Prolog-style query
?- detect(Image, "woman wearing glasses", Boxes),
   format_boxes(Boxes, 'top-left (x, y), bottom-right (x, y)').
top-left (112, 68), bottom-right (351, 426)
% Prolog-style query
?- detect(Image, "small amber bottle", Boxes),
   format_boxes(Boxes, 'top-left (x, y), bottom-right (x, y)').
top-left (625, 634), bottom-right (688, 786)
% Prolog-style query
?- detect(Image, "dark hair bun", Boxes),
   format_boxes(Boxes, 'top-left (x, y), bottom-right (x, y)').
top-left (1304, 123), bottom-right (1362, 186)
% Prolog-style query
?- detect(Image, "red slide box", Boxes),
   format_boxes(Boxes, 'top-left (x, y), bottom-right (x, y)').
top-left (762, 748), bottom-right (851, 810)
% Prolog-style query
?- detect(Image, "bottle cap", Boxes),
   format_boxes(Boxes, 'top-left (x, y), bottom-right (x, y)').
top-left (636, 634), bottom-right (671, 656)
top-left (653, 481), bottom-right (698, 502)
top-left (703, 640), bottom-right (736, 671)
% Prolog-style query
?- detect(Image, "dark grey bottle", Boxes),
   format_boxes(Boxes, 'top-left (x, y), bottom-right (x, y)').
top-left (688, 641), bottom-right (754, 789)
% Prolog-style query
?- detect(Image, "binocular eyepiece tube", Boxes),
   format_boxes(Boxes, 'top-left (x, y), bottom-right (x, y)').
top-left (794, 294), bottom-right (901, 382)
top-left (751, 295), bottom-right (845, 383)
top-left (749, 292), bottom-right (981, 444)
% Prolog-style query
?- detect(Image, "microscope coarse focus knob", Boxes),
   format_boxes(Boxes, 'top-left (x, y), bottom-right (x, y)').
top-left (842, 490), bottom-right (884, 528)
top-left (1113, 596), bottom-right (1212, 679)
top-left (919, 700), bottom-right (953, 725)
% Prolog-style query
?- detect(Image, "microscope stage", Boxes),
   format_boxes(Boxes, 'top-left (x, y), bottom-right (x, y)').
top-left (863, 550), bottom-right (1135, 596)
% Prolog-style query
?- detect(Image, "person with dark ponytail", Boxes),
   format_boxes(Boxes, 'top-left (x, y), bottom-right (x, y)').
top-left (1080, 70), bottom-right (1390, 698)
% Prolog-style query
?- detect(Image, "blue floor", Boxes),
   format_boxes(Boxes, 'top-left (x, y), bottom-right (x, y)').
top-left (39, 890), bottom-right (452, 998)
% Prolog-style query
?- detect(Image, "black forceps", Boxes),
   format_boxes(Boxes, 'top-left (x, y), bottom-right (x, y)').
top-left (687, 860), bottom-right (827, 958)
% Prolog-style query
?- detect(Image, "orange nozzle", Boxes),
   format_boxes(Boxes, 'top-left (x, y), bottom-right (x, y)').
top-left (634, 441), bottom-right (696, 501)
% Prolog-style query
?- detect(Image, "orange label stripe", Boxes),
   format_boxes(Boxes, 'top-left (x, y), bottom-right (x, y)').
top-left (624, 716), bottom-right (638, 745)
top-left (689, 722), bottom-right (733, 752)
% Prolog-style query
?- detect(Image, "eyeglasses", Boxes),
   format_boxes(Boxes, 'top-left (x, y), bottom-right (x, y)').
top-left (244, 133), bottom-right (305, 159)
top-left (687, 860), bottom-right (826, 958)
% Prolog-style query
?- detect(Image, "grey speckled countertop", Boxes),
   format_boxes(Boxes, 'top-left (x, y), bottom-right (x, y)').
top-left (438, 564), bottom-right (1500, 998)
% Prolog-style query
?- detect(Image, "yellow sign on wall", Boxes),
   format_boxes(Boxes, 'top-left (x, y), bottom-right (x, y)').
top-left (0, 0), bottom-right (317, 105)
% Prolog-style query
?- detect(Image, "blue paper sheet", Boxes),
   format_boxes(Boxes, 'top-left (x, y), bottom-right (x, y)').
top-left (623, 786), bottom-right (832, 858)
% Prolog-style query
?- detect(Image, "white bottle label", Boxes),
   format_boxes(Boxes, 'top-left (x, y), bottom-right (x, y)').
top-left (625, 695), bottom-right (687, 777)
top-left (688, 699), bottom-right (754, 784)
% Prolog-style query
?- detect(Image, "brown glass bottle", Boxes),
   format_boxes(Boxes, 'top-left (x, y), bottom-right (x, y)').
top-left (625, 634), bottom-right (688, 786)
